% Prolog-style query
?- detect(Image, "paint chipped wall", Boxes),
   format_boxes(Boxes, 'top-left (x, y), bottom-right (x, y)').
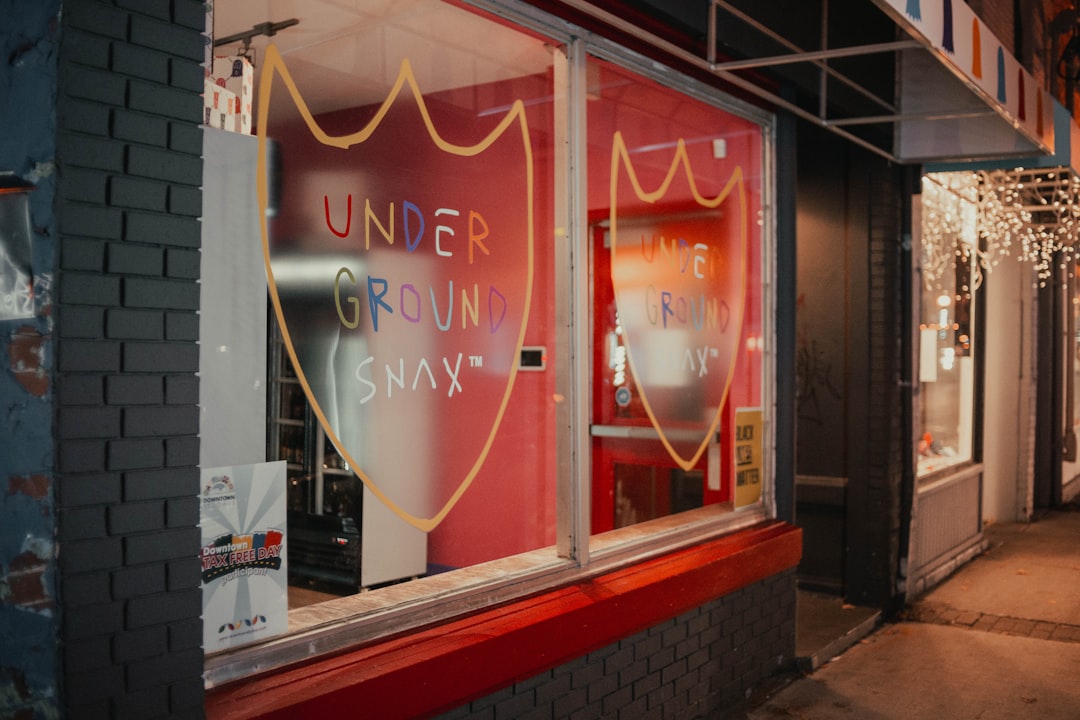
top-left (0, 1), bottom-right (61, 718)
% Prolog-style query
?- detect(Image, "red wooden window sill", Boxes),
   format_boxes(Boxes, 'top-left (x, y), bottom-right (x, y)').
top-left (206, 519), bottom-right (801, 720)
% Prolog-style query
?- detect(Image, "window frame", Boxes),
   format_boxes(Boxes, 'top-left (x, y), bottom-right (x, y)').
top-left (202, 0), bottom-right (777, 687)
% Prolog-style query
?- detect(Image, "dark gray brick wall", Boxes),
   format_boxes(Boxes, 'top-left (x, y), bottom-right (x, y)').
top-left (871, 162), bottom-right (906, 596)
top-left (55, 1), bottom-right (205, 718)
top-left (845, 152), bottom-right (907, 610)
top-left (437, 570), bottom-right (797, 720)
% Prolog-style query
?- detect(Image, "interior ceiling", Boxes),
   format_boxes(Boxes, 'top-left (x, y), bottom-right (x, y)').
top-left (211, 0), bottom-right (553, 116)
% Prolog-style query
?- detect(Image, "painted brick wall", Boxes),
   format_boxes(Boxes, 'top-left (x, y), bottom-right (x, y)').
top-left (0, 3), bottom-right (62, 718)
top-left (967, 0), bottom-right (1016, 56)
top-left (967, 0), bottom-right (1051, 83)
top-left (436, 570), bottom-right (796, 720)
top-left (54, 1), bottom-right (206, 717)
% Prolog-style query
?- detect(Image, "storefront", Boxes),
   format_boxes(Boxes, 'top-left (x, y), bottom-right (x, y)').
top-left (909, 97), bottom-right (1080, 594)
top-left (0, 0), bottom-right (805, 716)
top-left (198, 0), bottom-right (1069, 708)
top-left (9, 1), bottom-right (1077, 717)
top-left (0, 0), bottom-right (809, 716)
top-left (895, 0), bottom-right (1080, 599)
top-left (197, 0), bottom-right (796, 716)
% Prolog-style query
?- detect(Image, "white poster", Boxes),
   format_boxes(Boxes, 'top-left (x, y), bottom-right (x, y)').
top-left (919, 327), bottom-right (939, 383)
top-left (200, 461), bottom-right (288, 651)
top-left (199, 129), bottom-right (266, 468)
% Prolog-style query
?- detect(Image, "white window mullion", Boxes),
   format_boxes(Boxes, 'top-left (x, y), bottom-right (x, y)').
top-left (555, 36), bottom-right (591, 565)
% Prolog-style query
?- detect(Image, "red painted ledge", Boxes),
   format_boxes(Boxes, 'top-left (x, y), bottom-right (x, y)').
top-left (206, 520), bottom-right (801, 720)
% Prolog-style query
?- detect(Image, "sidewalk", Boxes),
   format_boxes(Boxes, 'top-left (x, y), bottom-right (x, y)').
top-left (741, 509), bottom-right (1080, 720)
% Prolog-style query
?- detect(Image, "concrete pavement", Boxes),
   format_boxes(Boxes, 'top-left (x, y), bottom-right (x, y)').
top-left (741, 509), bottom-right (1080, 720)
top-left (910, 509), bottom-right (1080, 633)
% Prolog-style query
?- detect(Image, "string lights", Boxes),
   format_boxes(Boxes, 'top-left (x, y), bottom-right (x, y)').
top-left (922, 168), bottom-right (1080, 289)
top-left (921, 173), bottom-right (981, 296)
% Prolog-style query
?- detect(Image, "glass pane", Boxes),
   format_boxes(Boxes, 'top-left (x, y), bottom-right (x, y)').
top-left (586, 57), bottom-right (765, 533)
top-left (254, 0), bottom-right (559, 602)
top-left (918, 174), bottom-right (978, 477)
top-left (1069, 263), bottom-right (1080, 467)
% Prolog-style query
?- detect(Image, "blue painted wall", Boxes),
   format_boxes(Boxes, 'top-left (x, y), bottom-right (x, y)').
top-left (0, 1), bottom-right (61, 718)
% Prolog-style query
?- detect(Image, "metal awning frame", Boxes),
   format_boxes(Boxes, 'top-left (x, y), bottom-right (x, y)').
top-left (705, 0), bottom-right (1029, 162)
top-left (552, 0), bottom-right (1036, 163)
top-left (706, 1), bottom-right (982, 140)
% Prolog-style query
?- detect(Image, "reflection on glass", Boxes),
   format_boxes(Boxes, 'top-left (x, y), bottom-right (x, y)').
top-left (918, 175), bottom-right (978, 477)
top-left (588, 57), bottom-right (765, 532)
top-left (613, 464), bottom-right (704, 528)
top-left (251, 0), bottom-right (558, 605)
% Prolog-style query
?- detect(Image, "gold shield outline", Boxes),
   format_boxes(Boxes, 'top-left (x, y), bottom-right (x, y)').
top-left (256, 44), bottom-right (535, 532)
top-left (609, 130), bottom-right (748, 472)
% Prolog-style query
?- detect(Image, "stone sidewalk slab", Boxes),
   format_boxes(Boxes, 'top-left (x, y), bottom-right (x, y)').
top-left (743, 510), bottom-right (1080, 720)
top-left (745, 622), bottom-right (1080, 720)
top-left (919, 510), bottom-right (1080, 626)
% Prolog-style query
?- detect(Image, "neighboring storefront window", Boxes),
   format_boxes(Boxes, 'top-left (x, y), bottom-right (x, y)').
top-left (587, 57), bottom-right (766, 532)
top-left (202, 0), bottom-right (773, 680)
top-left (1065, 260), bottom-right (1080, 472)
top-left (918, 174), bottom-right (979, 477)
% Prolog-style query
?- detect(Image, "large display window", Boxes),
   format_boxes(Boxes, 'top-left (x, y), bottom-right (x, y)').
top-left (201, 0), bottom-right (773, 682)
top-left (259, 0), bottom-right (559, 590)
top-left (586, 58), bottom-right (766, 533)
top-left (917, 174), bottom-right (979, 478)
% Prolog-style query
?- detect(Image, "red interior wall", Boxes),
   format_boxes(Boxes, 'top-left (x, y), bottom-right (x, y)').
top-left (269, 72), bottom-right (558, 569)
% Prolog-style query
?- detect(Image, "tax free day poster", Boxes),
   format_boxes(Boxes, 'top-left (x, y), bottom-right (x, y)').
top-left (200, 461), bottom-right (288, 651)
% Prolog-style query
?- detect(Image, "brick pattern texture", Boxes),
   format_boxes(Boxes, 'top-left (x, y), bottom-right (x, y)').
top-left (55, 2), bottom-right (206, 718)
top-left (845, 156), bottom-right (907, 610)
top-left (909, 600), bottom-right (1080, 643)
top-left (868, 160), bottom-right (905, 585)
top-left (436, 570), bottom-right (797, 720)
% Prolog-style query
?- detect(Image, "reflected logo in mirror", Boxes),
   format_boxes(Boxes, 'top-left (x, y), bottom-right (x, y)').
top-left (608, 131), bottom-right (747, 470)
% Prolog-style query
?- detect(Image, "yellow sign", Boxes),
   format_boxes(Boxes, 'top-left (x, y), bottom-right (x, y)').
top-left (734, 407), bottom-right (762, 508)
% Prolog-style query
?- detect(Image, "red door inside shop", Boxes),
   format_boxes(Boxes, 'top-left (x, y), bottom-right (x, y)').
top-left (591, 221), bottom-right (733, 532)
